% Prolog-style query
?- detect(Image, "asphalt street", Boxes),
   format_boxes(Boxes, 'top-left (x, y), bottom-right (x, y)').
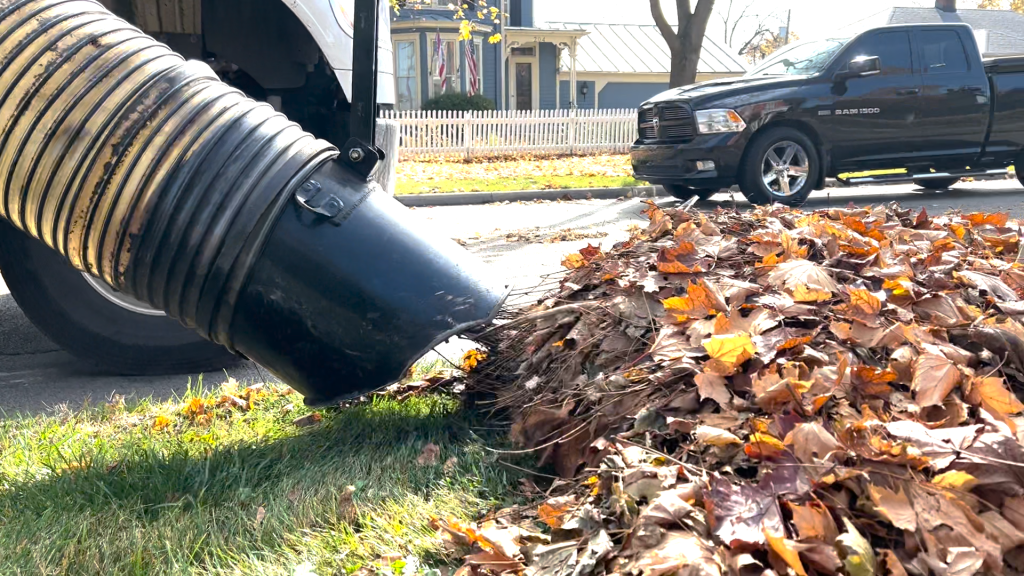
top-left (2, 179), bottom-right (1024, 415)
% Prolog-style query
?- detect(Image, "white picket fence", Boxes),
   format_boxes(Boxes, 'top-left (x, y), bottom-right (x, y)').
top-left (379, 108), bottom-right (639, 159)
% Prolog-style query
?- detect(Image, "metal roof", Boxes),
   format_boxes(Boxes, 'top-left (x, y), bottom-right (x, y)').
top-left (543, 22), bottom-right (748, 75)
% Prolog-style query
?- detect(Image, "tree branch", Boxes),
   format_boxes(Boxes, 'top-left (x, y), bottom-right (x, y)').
top-left (650, 0), bottom-right (682, 51)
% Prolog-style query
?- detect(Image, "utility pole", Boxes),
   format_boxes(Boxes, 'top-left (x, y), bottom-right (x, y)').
top-left (784, 9), bottom-right (791, 45)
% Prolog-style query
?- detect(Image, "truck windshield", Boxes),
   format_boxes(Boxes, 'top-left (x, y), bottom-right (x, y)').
top-left (747, 39), bottom-right (850, 77)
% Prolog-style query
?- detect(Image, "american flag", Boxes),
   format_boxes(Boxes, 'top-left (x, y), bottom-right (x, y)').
top-left (434, 31), bottom-right (447, 92)
top-left (465, 40), bottom-right (479, 96)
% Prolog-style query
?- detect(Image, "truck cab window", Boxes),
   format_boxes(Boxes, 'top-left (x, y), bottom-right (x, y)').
top-left (846, 31), bottom-right (913, 75)
top-left (920, 30), bottom-right (969, 74)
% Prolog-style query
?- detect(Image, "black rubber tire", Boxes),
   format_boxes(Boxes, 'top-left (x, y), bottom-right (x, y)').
top-left (738, 127), bottom-right (820, 206)
top-left (913, 177), bottom-right (960, 190)
top-left (663, 184), bottom-right (718, 201)
top-left (0, 220), bottom-right (240, 376)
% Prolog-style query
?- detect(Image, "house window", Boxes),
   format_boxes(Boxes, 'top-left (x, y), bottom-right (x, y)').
top-left (394, 40), bottom-right (419, 110)
top-left (431, 37), bottom-right (458, 96)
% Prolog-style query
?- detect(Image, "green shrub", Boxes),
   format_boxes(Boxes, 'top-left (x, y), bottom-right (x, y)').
top-left (422, 93), bottom-right (495, 111)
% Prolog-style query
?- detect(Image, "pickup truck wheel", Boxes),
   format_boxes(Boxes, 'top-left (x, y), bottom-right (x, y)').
top-left (739, 128), bottom-right (819, 206)
top-left (913, 177), bottom-right (960, 190)
top-left (663, 184), bottom-right (718, 201)
top-left (0, 220), bottom-right (240, 376)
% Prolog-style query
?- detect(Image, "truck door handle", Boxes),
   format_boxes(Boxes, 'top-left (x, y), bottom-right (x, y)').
top-left (896, 88), bottom-right (920, 95)
top-left (965, 85), bottom-right (985, 93)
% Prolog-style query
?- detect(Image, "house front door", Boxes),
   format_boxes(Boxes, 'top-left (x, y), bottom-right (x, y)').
top-left (513, 61), bottom-right (533, 110)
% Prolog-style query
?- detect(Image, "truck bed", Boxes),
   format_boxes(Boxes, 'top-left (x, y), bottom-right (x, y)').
top-left (985, 57), bottom-right (1024, 154)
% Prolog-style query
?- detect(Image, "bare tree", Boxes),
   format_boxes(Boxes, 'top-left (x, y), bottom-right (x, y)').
top-left (716, 0), bottom-right (779, 55)
top-left (650, 0), bottom-right (717, 88)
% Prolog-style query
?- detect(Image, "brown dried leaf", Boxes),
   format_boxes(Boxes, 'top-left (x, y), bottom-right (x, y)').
top-left (784, 422), bottom-right (841, 463)
top-left (657, 240), bottom-right (704, 273)
top-left (788, 502), bottom-right (840, 543)
top-left (767, 259), bottom-right (839, 302)
top-left (695, 373), bottom-right (732, 406)
top-left (694, 425), bottom-right (743, 447)
top-left (627, 532), bottom-right (721, 576)
top-left (538, 495), bottom-right (577, 529)
top-left (704, 475), bottom-right (784, 547)
top-left (912, 352), bottom-right (961, 407)
top-left (868, 483), bottom-right (917, 531)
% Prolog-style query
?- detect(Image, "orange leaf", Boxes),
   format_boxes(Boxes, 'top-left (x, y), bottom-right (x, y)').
top-left (764, 529), bottom-right (808, 576)
top-left (965, 212), bottom-right (1009, 227)
top-left (561, 253), bottom-right (585, 269)
top-left (657, 240), bottom-right (703, 273)
top-left (579, 243), bottom-right (603, 260)
top-left (152, 415), bottom-right (172, 431)
top-left (538, 495), bottom-right (577, 529)
top-left (966, 376), bottom-right (1024, 415)
top-left (662, 280), bottom-right (726, 320)
top-left (850, 366), bottom-right (898, 397)
top-left (756, 252), bottom-right (781, 269)
top-left (745, 432), bottom-right (786, 460)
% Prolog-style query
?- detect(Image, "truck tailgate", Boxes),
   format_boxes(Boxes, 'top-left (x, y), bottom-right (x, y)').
top-left (985, 58), bottom-right (1024, 154)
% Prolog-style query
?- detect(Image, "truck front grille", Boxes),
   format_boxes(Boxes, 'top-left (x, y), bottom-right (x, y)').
top-left (637, 104), bottom-right (696, 144)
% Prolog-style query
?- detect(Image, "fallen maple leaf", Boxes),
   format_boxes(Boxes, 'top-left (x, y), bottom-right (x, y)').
top-left (912, 352), bottom-right (961, 407)
top-left (965, 212), bottom-right (1009, 227)
top-left (704, 475), bottom-right (784, 547)
top-left (460, 349), bottom-right (487, 372)
top-left (703, 333), bottom-right (755, 372)
top-left (931, 470), bottom-right (978, 490)
top-left (663, 280), bottom-right (727, 320)
top-left (744, 432), bottom-right (786, 460)
top-left (765, 529), bottom-right (808, 576)
top-left (695, 372), bottom-right (731, 406)
top-left (538, 495), bottom-right (577, 529)
top-left (694, 425), bottom-right (742, 447)
top-left (868, 483), bottom-right (917, 531)
top-left (965, 376), bottom-right (1024, 415)
top-left (657, 240), bottom-right (704, 273)
top-left (788, 502), bottom-right (839, 543)
top-left (784, 423), bottom-right (841, 463)
top-left (767, 259), bottom-right (838, 302)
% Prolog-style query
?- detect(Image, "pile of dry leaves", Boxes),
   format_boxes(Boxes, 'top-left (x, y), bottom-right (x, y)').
top-left (437, 201), bottom-right (1024, 576)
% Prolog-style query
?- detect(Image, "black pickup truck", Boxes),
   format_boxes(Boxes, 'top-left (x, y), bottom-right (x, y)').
top-left (631, 23), bottom-right (1024, 206)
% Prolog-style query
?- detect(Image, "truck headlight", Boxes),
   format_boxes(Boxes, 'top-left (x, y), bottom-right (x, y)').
top-left (695, 109), bottom-right (747, 133)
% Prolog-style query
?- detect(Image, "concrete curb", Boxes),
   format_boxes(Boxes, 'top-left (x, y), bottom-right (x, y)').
top-left (395, 185), bottom-right (670, 207)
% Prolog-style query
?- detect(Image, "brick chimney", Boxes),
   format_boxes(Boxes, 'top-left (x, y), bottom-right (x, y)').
top-left (936, 0), bottom-right (956, 12)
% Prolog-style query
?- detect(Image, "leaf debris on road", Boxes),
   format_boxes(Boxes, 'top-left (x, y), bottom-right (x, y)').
top-left (443, 200), bottom-right (1024, 576)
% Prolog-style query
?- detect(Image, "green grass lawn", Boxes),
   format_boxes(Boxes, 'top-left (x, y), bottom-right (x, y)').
top-left (394, 174), bottom-right (644, 195)
top-left (0, 380), bottom-right (523, 575)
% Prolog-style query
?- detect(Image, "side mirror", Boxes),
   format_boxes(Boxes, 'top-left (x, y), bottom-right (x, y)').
top-left (836, 56), bottom-right (881, 80)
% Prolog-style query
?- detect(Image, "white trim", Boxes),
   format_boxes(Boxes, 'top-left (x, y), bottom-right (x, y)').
top-left (509, 53), bottom-right (540, 110)
top-left (557, 71), bottom-right (743, 84)
top-left (392, 34), bottom-right (421, 110)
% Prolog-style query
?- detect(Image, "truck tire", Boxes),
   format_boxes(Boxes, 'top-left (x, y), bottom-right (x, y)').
top-left (913, 177), bottom-right (960, 190)
top-left (663, 184), bottom-right (718, 202)
top-left (738, 127), bottom-right (820, 206)
top-left (0, 220), bottom-right (240, 376)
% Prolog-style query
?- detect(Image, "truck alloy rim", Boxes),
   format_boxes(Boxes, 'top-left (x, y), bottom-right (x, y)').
top-left (762, 141), bottom-right (809, 197)
top-left (81, 273), bottom-right (166, 317)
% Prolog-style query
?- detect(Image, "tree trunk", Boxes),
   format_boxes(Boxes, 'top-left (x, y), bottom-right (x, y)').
top-left (669, 51), bottom-right (701, 88)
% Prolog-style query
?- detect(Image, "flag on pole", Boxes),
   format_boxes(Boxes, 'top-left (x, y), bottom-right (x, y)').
top-left (434, 31), bottom-right (447, 92)
top-left (465, 40), bottom-right (479, 96)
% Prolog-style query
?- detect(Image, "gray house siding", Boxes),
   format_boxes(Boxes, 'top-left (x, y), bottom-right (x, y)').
top-left (482, 41), bottom-right (501, 108)
top-left (539, 43), bottom-right (558, 109)
top-left (598, 82), bottom-right (670, 109)
top-left (520, 0), bottom-right (533, 27)
top-left (559, 80), bottom-right (596, 110)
